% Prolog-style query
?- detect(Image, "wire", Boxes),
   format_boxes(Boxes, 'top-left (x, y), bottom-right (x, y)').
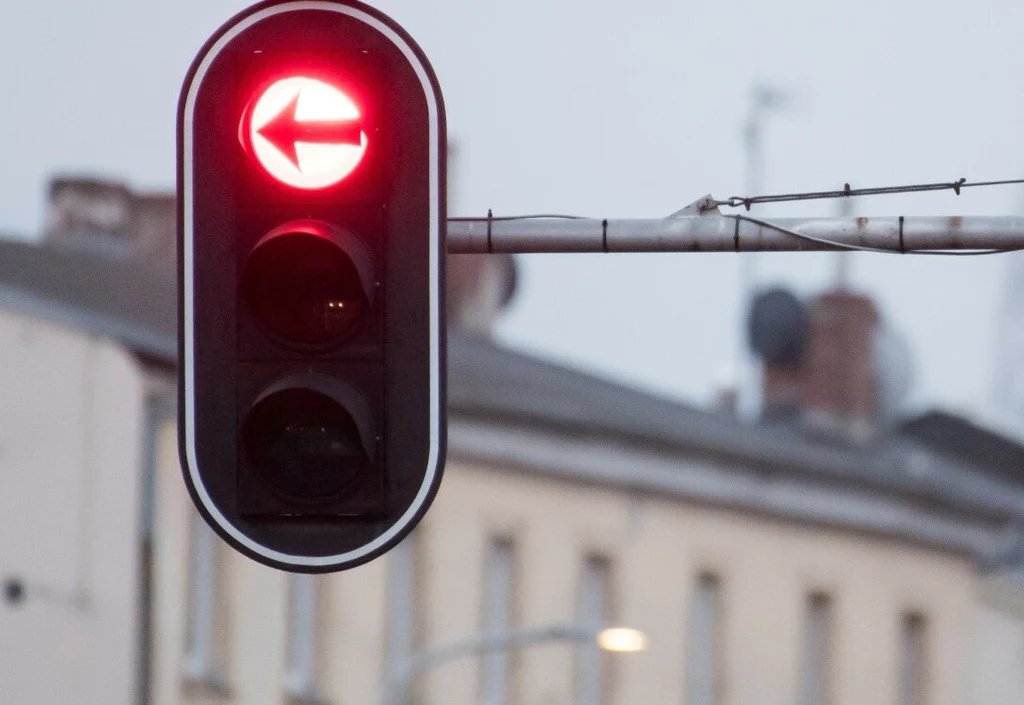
top-left (713, 177), bottom-right (1024, 210)
top-left (732, 213), bottom-right (1016, 256)
top-left (453, 177), bottom-right (1024, 221)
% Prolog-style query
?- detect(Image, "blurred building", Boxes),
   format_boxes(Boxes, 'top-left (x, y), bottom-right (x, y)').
top-left (0, 177), bottom-right (177, 705)
top-left (0, 177), bottom-right (1023, 705)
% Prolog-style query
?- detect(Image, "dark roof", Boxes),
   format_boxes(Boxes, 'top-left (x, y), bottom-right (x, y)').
top-left (449, 334), bottom-right (1024, 520)
top-left (901, 411), bottom-right (1024, 486)
top-left (0, 237), bottom-right (174, 358)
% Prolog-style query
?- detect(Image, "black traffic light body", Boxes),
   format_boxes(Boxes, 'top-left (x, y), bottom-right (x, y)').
top-left (178, 0), bottom-right (446, 572)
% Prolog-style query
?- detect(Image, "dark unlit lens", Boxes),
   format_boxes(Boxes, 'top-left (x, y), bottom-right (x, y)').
top-left (242, 232), bottom-right (366, 345)
top-left (243, 387), bottom-right (369, 504)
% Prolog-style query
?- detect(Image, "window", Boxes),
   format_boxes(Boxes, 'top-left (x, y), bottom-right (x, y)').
top-left (481, 539), bottom-right (516, 705)
top-left (800, 593), bottom-right (834, 705)
top-left (183, 515), bottom-right (228, 687)
top-left (577, 556), bottom-right (611, 705)
top-left (285, 574), bottom-right (322, 698)
top-left (686, 573), bottom-right (722, 705)
top-left (899, 613), bottom-right (928, 705)
top-left (386, 531), bottom-right (422, 684)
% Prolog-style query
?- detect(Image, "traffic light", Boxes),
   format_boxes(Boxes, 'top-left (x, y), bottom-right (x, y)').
top-left (177, 0), bottom-right (446, 572)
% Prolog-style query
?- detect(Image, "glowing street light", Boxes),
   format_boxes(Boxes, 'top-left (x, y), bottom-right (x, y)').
top-left (597, 626), bottom-right (648, 653)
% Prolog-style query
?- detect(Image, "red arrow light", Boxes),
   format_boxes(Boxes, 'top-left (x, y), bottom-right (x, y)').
top-left (249, 76), bottom-right (368, 190)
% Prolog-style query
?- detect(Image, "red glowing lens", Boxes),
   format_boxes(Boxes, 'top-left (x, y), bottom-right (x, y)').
top-left (248, 76), bottom-right (368, 189)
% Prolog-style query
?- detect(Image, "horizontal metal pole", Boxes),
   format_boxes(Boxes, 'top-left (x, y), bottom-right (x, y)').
top-left (446, 214), bottom-right (1024, 253)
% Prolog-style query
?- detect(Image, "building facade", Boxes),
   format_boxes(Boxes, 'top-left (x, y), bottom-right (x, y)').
top-left (0, 307), bottom-right (149, 705)
top-left (149, 330), bottom-right (1024, 705)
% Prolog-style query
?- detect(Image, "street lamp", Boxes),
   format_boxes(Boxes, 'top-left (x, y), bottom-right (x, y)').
top-left (383, 624), bottom-right (647, 705)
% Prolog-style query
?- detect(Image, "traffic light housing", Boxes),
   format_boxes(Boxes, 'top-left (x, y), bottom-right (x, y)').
top-left (177, 0), bottom-right (446, 572)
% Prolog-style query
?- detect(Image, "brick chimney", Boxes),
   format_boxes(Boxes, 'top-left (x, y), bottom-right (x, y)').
top-left (43, 176), bottom-right (176, 264)
top-left (802, 291), bottom-right (880, 441)
top-left (443, 139), bottom-right (518, 335)
top-left (445, 253), bottom-right (517, 336)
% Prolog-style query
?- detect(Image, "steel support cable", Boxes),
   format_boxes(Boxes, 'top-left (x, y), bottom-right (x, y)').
top-left (711, 177), bottom-right (1024, 211)
top-left (731, 213), bottom-right (1019, 256)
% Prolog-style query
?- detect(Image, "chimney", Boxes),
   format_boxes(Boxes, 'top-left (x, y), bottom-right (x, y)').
top-left (803, 291), bottom-right (880, 441)
top-left (445, 253), bottom-right (517, 336)
top-left (132, 192), bottom-right (177, 264)
top-left (42, 176), bottom-right (176, 263)
top-left (44, 176), bottom-right (134, 253)
top-left (442, 139), bottom-right (518, 336)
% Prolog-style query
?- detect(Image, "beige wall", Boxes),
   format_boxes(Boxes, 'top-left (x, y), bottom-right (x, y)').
top-left (0, 308), bottom-right (147, 705)
top-left (425, 460), bottom-right (975, 705)
top-left (153, 416), bottom-right (390, 705)
top-left (970, 577), bottom-right (1024, 705)
top-left (154, 431), bottom-right (980, 705)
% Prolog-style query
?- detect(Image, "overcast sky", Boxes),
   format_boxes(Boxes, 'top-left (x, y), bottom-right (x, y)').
top-left (4, 0), bottom-right (1024, 421)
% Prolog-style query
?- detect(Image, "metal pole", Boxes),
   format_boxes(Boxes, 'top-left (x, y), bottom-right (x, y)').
top-left (738, 85), bottom-right (790, 417)
top-left (383, 624), bottom-right (595, 705)
top-left (446, 214), bottom-right (1024, 254)
top-left (834, 198), bottom-right (854, 288)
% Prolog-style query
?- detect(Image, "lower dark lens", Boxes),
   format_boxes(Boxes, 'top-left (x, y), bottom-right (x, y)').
top-left (243, 388), bottom-right (369, 505)
top-left (242, 233), bottom-right (366, 345)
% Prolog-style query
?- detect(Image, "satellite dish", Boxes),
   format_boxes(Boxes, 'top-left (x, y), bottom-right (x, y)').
top-left (747, 287), bottom-right (808, 367)
top-left (874, 324), bottom-right (914, 420)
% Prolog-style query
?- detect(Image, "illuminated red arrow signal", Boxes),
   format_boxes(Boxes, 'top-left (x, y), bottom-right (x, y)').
top-left (248, 76), bottom-right (368, 190)
top-left (257, 93), bottom-right (363, 167)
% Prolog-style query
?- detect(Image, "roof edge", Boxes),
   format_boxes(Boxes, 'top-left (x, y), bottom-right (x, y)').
top-left (0, 281), bottom-right (176, 360)
top-left (448, 414), bottom-right (1016, 563)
